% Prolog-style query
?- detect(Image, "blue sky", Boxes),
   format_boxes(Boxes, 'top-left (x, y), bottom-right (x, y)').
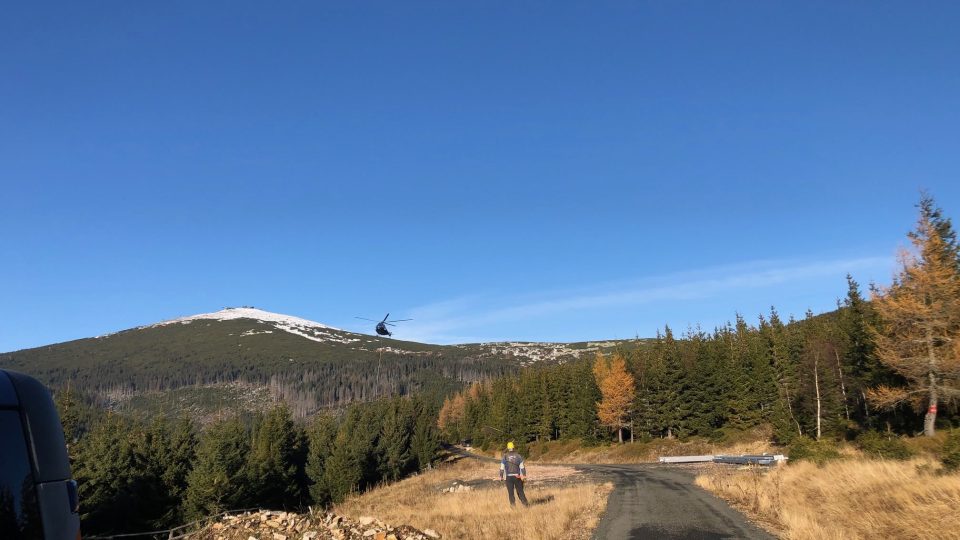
top-left (2, 2), bottom-right (959, 351)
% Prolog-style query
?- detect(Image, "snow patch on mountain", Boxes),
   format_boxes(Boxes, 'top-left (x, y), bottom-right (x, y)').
top-left (461, 341), bottom-right (597, 366)
top-left (151, 307), bottom-right (362, 345)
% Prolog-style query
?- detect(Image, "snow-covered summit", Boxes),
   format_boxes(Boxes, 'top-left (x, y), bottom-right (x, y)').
top-left (150, 307), bottom-right (359, 344)
top-left (154, 307), bottom-right (339, 330)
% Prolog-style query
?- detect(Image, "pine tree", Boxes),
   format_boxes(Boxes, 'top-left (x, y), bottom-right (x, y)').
top-left (247, 404), bottom-right (307, 509)
top-left (323, 428), bottom-right (361, 504)
top-left (798, 311), bottom-right (845, 440)
top-left (410, 398), bottom-right (439, 471)
top-left (869, 198), bottom-right (960, 436)
top-left (723, 315), bottom-right (764, 430)
top-left (137, 417), bottom-right (196, 527)
top-left (837, 275), bottom-right (884, 425)
top-left (72, 415), bottom-right (149, 533)
top-left (55, 384), bottom-right (82, 457)
top-left (183, 417), bottom-right (252, 520)
top-left (684, 328), bottom-right (726, 436)
top-left (306, 413), bottom-right (337, 506)
top-left (377, 398), bottom-right (414, 481)
top-left (762, 309), bottom-right (803, 441)
top-left (568, 360), bottom-right (601, 440)
top-left (648, 326), bottom-right (686, 438)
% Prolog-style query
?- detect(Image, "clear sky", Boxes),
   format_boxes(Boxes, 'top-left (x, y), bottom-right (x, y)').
top-left (2, 2), bottom-right (959, 351)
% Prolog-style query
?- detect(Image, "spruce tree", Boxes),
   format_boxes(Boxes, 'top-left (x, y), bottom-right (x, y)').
top-left (306, 413), bottom-right (337, 506)
top-left (72, 415), bottom-right (149, 533)
top-left (410, 398), bottom-right (439, 471)
top-left (183, 417), bottom-right (252, 520)
top-left (377, 398), bottom-right (414, 481)
top-left (839, 275), bottom-right (884, 426)
top-left (323, 427), bottom-right (362, 504)
top-left (247, 404), bottom-right (306, 509)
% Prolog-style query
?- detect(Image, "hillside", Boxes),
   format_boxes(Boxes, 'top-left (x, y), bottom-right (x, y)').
top-left (0, 307), bottom-right (631, 419)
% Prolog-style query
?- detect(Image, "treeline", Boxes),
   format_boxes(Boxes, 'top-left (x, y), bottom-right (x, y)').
top-left (439, 287), bottom-right (892, 447)
top-left (441, 197), bottom-right (960, 447)
top-left (58, 394), bottom-right (439, 535)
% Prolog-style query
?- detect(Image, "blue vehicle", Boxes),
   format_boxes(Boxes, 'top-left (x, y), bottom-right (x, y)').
top-left (1, 369), bottom-right (81, 540)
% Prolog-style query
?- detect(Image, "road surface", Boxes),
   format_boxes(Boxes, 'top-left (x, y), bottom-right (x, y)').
top-left (581, 463), bottom-right (774, 540)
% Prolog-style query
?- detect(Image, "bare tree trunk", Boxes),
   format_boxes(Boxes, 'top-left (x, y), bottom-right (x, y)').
top-left (926, 373), bottom-right (938, 437)
top-left (834, 350), bottom-right (851, 421)
top-left (814, 355), bottom-right (822, 441)
top-left (617, 427), bottom-right (623, 444)
top-left (782, 381), bottom-right (802, 436)
top-left (925, 330), bottom-right (939, 437)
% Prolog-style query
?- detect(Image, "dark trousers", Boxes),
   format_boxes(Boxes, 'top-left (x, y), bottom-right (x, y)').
top-left (505, 476), bottom-right (528, 507)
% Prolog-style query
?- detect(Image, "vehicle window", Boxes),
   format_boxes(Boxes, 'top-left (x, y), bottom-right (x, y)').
top-left (0, 410), bottom-right (43, 539)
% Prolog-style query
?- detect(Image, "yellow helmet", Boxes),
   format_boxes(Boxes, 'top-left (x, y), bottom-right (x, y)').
top-left (507, 441), bottom-right (515, 450)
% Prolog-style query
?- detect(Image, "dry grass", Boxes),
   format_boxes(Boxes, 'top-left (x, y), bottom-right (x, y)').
top-left (336, 459), bottom-right (612, 540)
top-left (696, 457), bottom-right (960, 540)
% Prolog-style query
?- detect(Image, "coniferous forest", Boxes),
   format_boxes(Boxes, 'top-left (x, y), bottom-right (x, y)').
top-left (59, 396), bottom-right (439, 535)
top-left (439, 195), bottom-right (960, 450)
top-left (55, 195), bottom-right (960, 534)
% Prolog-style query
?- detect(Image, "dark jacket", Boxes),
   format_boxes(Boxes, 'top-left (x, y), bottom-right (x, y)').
top-left (499, 450), bottom-right (526, 479)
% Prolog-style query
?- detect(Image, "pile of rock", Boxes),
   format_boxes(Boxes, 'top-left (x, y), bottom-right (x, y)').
top-left (194, 509), bottom-right (441, 540)
top-left (439, 480), bottom-right (474, 494)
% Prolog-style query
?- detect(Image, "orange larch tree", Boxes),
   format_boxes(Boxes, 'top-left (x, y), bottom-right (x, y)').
top-left (869, 196), bottom-right (960, 436)
top-left (594, 352), bottom-right (637, 443)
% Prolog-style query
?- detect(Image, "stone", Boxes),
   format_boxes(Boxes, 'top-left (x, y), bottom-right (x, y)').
top-left (273, 534), bottom-right (288, 540)
top-left (359, 516), bottom-right (375, 526)
top-left (363, 530), bottom-right (377, 537)
top-left (302, 532), bottom-right (318, 540)
top-left (423, 529), bottom-right (440, 539)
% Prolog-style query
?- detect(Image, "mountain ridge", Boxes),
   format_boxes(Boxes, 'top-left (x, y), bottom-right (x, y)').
top-left (0, 307), bottom-right (633, 420)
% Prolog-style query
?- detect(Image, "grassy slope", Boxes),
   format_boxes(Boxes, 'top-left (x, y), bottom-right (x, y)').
top-left (336, 459), bottom-right (612, 540)
top-left (695, 440), bottom-right (960, 540)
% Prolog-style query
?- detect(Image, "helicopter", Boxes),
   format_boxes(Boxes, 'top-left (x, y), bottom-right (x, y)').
top-left (354, 313), bottom-right (412, 337)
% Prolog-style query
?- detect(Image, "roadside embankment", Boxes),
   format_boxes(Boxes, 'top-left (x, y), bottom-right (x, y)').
top-left (696, 456), bottom-right (960, 539)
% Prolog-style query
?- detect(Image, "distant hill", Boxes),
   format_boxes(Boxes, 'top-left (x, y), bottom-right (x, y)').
top-left (0, 307), bottom-right (631, 420)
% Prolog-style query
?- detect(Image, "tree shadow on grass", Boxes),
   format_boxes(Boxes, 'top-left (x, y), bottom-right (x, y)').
top-left (528, 494), bottom-right (555, 506)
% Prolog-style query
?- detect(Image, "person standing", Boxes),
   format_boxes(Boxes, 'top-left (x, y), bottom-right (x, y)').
top-left (499, 441), bottom-right (529, 507)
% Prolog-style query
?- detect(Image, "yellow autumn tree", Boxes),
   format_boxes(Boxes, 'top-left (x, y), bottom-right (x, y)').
top-left (594, 352), bottom-right (636, 443)
top-left (437, 392), bottom-right (466, 439)
top-left (868, 197), bottom-right (960, 436)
